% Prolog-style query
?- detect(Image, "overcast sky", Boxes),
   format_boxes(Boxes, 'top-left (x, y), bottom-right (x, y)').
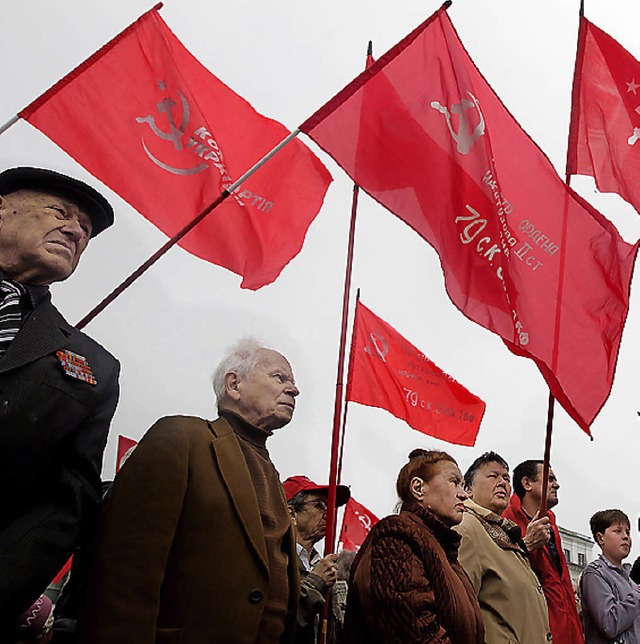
top-left (2, 0), bottom-right (640, 560)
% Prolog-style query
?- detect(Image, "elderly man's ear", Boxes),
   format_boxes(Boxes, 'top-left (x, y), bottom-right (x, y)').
top-left (224, 372), bottom-right (241, 402)
top-left (287, 505), bottom-right (297, 524)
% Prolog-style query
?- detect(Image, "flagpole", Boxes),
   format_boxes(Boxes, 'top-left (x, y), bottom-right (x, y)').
top-left (323, 43), bottom-right (373, 558)
top-left (76, 129), bottom-right (300, 329)
top-left (538, 0), bottom-right (587, 517)
top-left (322, 181), bottom-right (359, 556)
top-left (335, 207), bottom-right (359, 489)
top-left (0, 115), bottom-right (19, 137)
top-left (2, 4), bottom-right (164, 140)
top-left (337, 287), bottom-right (361, 484)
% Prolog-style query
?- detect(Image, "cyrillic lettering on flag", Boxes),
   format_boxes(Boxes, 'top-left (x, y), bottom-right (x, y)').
top-left (339, 497), bottom-right (379, 551)
top-left (347, 301), bottom-right (485, 446)
top-left (302, 6), bottom-right (638, 432)
top-left (567, 16), bottom-right (640, 214)
top-left (20, 7), bottom-right (332, 290)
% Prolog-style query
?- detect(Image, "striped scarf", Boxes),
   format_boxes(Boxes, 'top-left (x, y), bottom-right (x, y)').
top-left (0, 279), bottom-right (24, 356)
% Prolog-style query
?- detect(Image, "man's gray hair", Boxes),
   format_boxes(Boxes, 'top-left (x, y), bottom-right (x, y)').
top-left (212, 338), bottom-right (267, 404)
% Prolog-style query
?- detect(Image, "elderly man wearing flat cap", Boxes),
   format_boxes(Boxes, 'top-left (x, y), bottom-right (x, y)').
top-left (284, 475), bottom-right (350, 644)
top-left (0, 167), bottom-right (119, 639)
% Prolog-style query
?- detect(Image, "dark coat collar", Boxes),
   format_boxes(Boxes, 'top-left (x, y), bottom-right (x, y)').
top-left (0, 295), bottom-right (75, 374)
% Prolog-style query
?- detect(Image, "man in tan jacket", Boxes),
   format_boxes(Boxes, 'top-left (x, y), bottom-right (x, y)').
top-left (454, 451), bottom-right (553, 643)
top-left (82, 339), bottom-right (301, 643)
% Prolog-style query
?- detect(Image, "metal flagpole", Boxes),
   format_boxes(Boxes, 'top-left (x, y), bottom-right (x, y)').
top-left (0, 115), bottom-right (19, 137)
top-left (76, 129), bottom-right (300, 329)
top-left (0, 5), bottom-right (164, 141)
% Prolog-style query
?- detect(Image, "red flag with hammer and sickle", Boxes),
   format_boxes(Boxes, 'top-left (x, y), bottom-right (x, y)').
top-left (339, 497), bottom-right (379, 551)
top-left (346, 300), bottom-right (485, 446)
top-left (302, 5), bottom-right (637, 432)
top-left (568, 16), bottom-right (640, 216)
top-left (20, 6), bottom-right (331, 290)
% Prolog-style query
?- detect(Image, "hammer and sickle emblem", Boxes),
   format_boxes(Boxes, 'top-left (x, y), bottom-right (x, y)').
top-left (364, 332), bottom-right (389, 363)
top-left (430, 91), bottom-right (486, 155)
top-left (356, 512), bottom-right (372, 530)
top-left (136, 83), bottom-right (208, 176)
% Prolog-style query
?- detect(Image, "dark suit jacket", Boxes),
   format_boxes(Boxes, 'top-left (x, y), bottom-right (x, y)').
top-left (0, 295), bottom-right (119, 633)
top-left (82, 415), bottom-right (300, 644)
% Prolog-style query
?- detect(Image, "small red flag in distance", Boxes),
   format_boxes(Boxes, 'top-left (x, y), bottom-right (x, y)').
top-left (346, 301), bottom-right (486, 447)
top-left (52, 557), bottom-right (73, 585)
top-left (116, 435), bottom-right (138, 473)
top-left (302, 6), bottom-right (638, 432)
top-left (568, 16), bottom-right (640, 214)
top-left (20, 7), bottom-right (332, 290)
top-left (339, 497), bottom-right (379, 551)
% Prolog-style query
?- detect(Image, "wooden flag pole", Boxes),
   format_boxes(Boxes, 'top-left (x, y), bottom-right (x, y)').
top-left (322, 181), bottom-right (361, 558)
top-left (323, 42), bottom-right (373, 559)
top-left (319, 44), bottom-right (372, 644)
top-left (539, 0), bottom-right (588, 513)
top-left (538, 391), bottom-right (555, 517)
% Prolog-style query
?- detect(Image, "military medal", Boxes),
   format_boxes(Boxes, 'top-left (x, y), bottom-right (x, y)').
top-left (56, 350), bottom-right (97, 386)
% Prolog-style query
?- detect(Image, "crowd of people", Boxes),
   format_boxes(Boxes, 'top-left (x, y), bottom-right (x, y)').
top-left (0, 164), bottom-right (638, 643)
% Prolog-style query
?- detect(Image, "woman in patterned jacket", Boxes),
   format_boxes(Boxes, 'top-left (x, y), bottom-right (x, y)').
top-left (342, 449), bottom-right (484, 644)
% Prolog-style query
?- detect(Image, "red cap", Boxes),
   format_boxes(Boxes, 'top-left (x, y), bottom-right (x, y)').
top-left (283, 475), bottom-right (350, 507)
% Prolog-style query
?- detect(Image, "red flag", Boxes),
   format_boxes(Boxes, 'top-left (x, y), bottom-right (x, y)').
top-left (347, 301), bottom-right (485, 446)
top-left (301, 7), bottom-right (638, 432)
top-left (339, 497), bottom-right (379, 551)
top-left (116, 435), bottom-right (138, 473)
top-left (20, 7), bottom-right (331, 290)
top-left (567, 16), bottom-right (640, 213)
top-left (52, 556), bottom-right (73, 585)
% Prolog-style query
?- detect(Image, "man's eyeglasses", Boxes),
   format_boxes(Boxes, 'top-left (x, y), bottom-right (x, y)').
top-left (302, 499), bottom-right (328, 511)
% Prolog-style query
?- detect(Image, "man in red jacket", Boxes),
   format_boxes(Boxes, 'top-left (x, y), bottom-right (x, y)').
top-left (503, 460), bottom-right (584, 643)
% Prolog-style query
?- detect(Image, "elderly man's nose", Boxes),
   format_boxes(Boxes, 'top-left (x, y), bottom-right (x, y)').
top-left (288, 382), bottom-right (300, 397)
top-left (61, 218), bottom-right (84, 241)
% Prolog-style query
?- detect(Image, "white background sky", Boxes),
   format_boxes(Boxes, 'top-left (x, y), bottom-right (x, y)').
top-left (2, 0), bottom-right (639, 562)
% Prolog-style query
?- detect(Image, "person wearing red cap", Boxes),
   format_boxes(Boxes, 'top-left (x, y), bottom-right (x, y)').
top-left (0, 167), bottom-right (119, 640)
top-left (283, 475), bottom-right (350, 644)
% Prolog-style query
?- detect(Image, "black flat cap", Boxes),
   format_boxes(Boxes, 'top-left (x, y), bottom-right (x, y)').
top-left (0, 167), bottom-right (114, 237)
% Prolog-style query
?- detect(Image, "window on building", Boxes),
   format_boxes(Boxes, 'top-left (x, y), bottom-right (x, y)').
top-left (578, 553), bottom-right (586, 566)
top-left (564, 548), bottom-right (572, 563)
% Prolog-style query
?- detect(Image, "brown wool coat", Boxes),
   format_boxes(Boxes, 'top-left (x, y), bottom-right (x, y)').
top-left (342, 503), bottom-right (484, 644)
top-left (81, 415), bottom-right (299, 644)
